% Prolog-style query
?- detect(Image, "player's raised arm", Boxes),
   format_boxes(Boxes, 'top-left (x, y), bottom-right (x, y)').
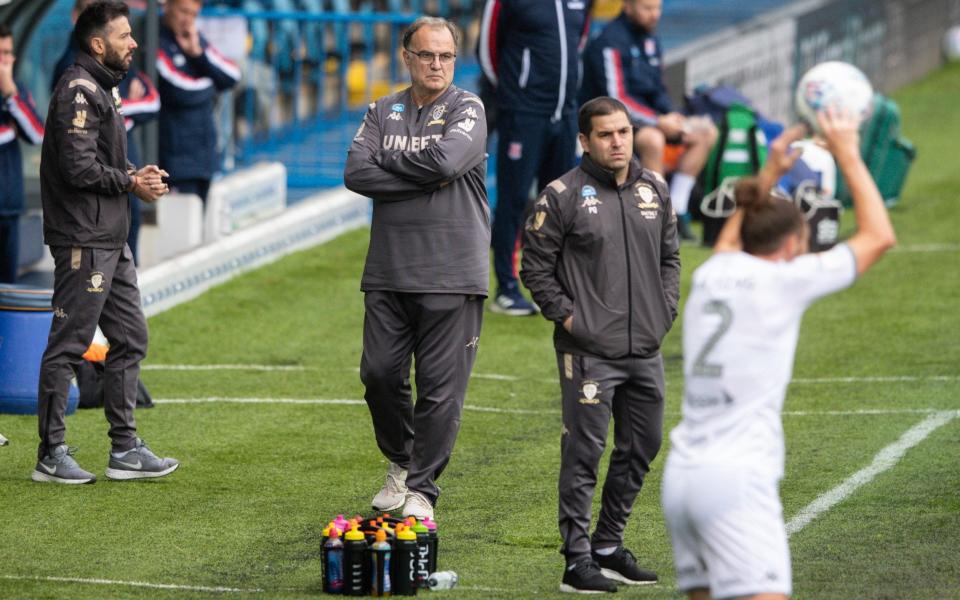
top-left (818, 107), bottom-right (897, 275)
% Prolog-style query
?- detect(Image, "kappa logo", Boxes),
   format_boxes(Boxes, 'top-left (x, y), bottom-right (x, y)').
top-left (465, 336), bottom-right (479, 349)
top-left (53, 307), bottom-right (68, 320)
top-left (457, 118), bottom-right (476, 133)
top-left (535, 195), bottom-right (548, 207)
top-left (462, 106), bottom-right (478, 119)
top-left (581, 187), bottom-right (602, 214)
top-left (87, 271), bottom-right (105, 293)
top-left (387, 111), bottom-right (403, 121)
top-left (72, 110), bottom-right (87, 128)
top-left (73, 92), bottom-right (88, 105)
top-left (579, 380), bottom-right (601, 405)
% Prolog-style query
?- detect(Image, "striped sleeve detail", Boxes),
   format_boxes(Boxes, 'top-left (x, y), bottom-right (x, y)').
top-left (122, 74), bottom-right (161, 117)
top-left (0, 124), bottom-right (16, 145)
top-left (6, 93), bottom-right (44, 144)
top-left (156, 49), bottom-right (213, 91)
top-left (602, 47), bottom-right (657, 126)
top-left (204, 45), bottom-right (241, 82)
top-left (479, 0), bottom-right (501, 85)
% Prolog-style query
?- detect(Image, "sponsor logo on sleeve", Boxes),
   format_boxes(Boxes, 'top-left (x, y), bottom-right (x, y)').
top-left (457, 117), bottom-right (476, 133)
top-left (71, 110), bottom-right (87, 129)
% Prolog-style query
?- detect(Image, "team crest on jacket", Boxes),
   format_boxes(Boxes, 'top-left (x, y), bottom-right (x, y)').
top-left (431, 103), bottom-right (447, 121)
top-left (581, 185), bottom-right (602, 214)
top-left (579, 380), bottom-right (601, 405)
top-left (87, 272), bottom-right (105, 293)
top-left (634, 183), bottom-right (659, 218)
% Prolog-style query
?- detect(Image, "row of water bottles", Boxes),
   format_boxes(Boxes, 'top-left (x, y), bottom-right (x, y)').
top-left (322, 513), bottom-right (457, 595)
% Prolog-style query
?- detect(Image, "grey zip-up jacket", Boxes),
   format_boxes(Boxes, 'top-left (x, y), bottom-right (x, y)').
top-left (521, 153), bottom-right (681, 359)
top-left (41, 52), bottom-right (135, 249)
top-left (344, 84), bottom-right (490, 296)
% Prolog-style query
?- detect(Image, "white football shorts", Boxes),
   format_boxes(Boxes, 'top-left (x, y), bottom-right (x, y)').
top-left (661, 462), bottom-right (792, 599)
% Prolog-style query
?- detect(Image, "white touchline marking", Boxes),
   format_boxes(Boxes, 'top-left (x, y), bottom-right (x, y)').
top-left (154, 397), bottom-right (561, 415)
top-left (785, 411), bottom-right (957, 536)
top-left (153, 398), bottom-right (960, 419)
top-left (142, 364), bottom-right (308, 371)
top-left (142, 365), bottom-right (958, 388)
top-left (892, 243), bottom-right (959, 253)
top-left (0, 574), bottom-right (262, 593)
top-left (791, 375), bottom-right (956, 384)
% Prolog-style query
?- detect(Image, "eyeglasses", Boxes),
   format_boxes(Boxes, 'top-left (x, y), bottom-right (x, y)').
top-left (405, 49), bottom-right (456, 65)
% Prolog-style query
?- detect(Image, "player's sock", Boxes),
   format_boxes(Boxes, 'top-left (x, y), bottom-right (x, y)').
top-left (670, 172), bottom-right (696, 216)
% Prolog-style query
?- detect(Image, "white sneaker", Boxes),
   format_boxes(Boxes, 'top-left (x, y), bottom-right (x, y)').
top-left (0, 433), bottom-right (8, 446)
top-left (401, 490), bottom-right (434, 520)
top-left (372, 462), bottom-right (408, 511)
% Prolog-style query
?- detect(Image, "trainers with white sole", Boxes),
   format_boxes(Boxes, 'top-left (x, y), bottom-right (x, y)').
top-left (401, 490), bottom-right (434, 520)
top-left (372, 462), bottom-right (408, 511)
top-left (489, 288), bottom-right (539, 316)
top-left (105, 438), bottom-right (179, 480)
top-left (31, 444), bottom-right (96, 484)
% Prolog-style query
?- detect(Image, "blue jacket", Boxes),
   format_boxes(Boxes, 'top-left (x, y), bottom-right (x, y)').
top-left (54, 38), bottom-right (160, 167)
top-left (580, 13), bottom-right (673, 126)
top-left (479, 0), bottom-right (593, 121)
top-left (0, 82), bottom-right (44, 216)
top-left (156, 24), bottom-right (240, 180)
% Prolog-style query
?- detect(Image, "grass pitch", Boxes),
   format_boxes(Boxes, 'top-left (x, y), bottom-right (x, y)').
top-left (1, 63), bottom-right (958, 598)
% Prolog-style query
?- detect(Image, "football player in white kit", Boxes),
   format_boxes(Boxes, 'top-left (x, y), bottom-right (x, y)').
top-left (661, 106), bottom-right (897, 600)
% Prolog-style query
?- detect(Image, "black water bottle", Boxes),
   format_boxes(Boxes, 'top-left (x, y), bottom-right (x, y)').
top-left (343, 525), bottom-right (369, 596)
top-left (423, 518), bottom-right (438, 575)
top-left (411, 521), bottom-right (431, 588)
top-left (391, 526), bottom-right (419, 596)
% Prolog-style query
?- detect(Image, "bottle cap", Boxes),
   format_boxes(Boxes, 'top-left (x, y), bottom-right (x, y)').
top-left (411, 522), bottom-right (428, 534)
top-left (328, 528), bottom-right (340, 540)
top-left (374, 529), bottom-right (387, 543)
top-left (397, 527), bottom-right (417, 541)
top-left (423, 517), bottom-right (437, 531)
top-left (345, 525), bottom-right (364, 541)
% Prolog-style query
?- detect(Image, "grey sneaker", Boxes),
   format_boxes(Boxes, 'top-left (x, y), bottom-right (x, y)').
top-left (372, 462), bottom-right (408, 511)
top-left (31, 444), bottom-right (96, 484)
top-left (401, 490), bottom-right (434, 520)
top-left (105, 438), bottom-right (179, 481)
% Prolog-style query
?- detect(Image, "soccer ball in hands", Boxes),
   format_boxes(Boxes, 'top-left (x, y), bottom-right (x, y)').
top-left (795, 61), bottom-right (874, 134)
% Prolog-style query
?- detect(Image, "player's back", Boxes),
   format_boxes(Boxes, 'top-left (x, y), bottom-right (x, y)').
top-left (670, 246), bottom-right (856, 477)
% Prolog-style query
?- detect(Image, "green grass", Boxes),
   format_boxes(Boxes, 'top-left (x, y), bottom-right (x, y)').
top-left (1, 63), bottom-right (959, 599)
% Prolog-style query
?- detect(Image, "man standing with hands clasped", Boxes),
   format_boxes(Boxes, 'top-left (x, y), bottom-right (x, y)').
top-left (344, 16), bottom-right (489, 521)
top-left (522, 96), bottom-right (679, 593)
top-left (35, 1), bottom-right (178, 484)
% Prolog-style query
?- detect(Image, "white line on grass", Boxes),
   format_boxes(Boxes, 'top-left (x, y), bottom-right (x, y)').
top-left (0, 574), bottom-right (262, 594)
top-left (154, 398), bottom-right (960, 419)
top-left (893, 242), bottom-right (959, 253)
top-left (142, 364), bottom-right (308, 371)
top-left (791, 375), bottom-right (957, 384)
top-left (785, 410), bottom-right (957, 536)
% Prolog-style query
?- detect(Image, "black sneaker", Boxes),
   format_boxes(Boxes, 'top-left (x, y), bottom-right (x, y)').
top-left (592, 547), bottom-right (658, 586)
top-left (560, 559), bottom-right (618, 594)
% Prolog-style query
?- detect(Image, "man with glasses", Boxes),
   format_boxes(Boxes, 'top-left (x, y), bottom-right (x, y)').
top-left (344, 16), bottom-right (489, 521)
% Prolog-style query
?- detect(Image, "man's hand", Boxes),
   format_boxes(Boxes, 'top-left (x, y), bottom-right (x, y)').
top-left (563, 315), bottom-right (573, 333)
top-left (816, 106), bottom-right (861, 162)
top-left (131, 165), bottom-right (170, 203)
top-left (657, 112), bottom-right (686, 140)
top-left (757, 123), bottom-right (806, 193)
top-left (177, 23), bottom-right (203, 57)
top-left (127, 77), bottom-right (145, 101)
top-left (0, 57), bottom-right (16, 99)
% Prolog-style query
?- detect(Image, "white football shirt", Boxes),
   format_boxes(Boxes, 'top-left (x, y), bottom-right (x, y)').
top-left (669, 244), bottom-right (857, 478)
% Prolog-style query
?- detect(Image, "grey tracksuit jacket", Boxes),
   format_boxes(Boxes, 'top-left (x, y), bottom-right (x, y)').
top-left (521, 153), bottom-right (681, 358)
top-left (344, 84), bottom-right (490, 296)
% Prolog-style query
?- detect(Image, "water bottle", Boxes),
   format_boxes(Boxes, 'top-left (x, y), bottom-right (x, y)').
top-left (370, 529), bottom-right (392, 597)
top-left (422, 518), bottom-right (439, 575)
top-left (410, 521), bottom-right (431, 588)
top-left (322, 528), bottom-right (345, 594)
top-left (343, 525), bottom-right (368, 596)
top-left (391, 525), bottom-right (418, 596)
top-left (426, 571), bottom-right (458, 590)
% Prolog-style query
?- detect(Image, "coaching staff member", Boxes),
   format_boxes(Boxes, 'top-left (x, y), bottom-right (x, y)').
top-left (521, 96), bottom-right (679, 593)
top-left (344, 17), bottom-right (488, 521)
top-left (34, 1), bottom-right (178, 484)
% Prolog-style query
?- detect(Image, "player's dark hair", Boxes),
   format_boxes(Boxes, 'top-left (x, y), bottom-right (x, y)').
top-left (74, 1), bottom-right (129, 56)
top-left (0, 24), bottom-right (12, 40)
top-left (578, 96), bottom-right (629, 136)
top-left (402, 16), bottom-right (460, 51)
top-left (736, 177), bottom-right (807, 255)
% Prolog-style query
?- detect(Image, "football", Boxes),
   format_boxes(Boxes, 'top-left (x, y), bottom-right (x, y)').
top-left (795, 61), bottom-right (874, 134)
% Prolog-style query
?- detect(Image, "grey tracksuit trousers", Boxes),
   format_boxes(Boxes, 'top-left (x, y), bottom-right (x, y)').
top-left (360, 291), bottom-right (484, 504)
top-left (37, 245), bottom-right (147, 459)
top-left (557, 350), bottom-right (665, 563)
